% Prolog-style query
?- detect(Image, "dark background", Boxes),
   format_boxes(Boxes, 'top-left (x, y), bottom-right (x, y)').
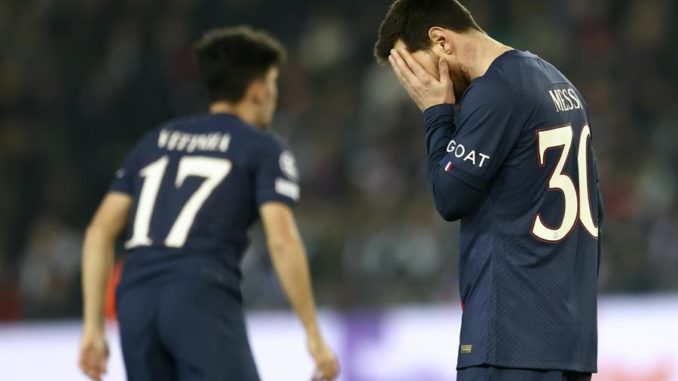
top-left (1, 0), bottom-right (677, 321)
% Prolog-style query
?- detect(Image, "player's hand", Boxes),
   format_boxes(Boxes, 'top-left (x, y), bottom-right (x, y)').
top-left (79, 330), bottom-right (109, 381)
top-left (388, 48), bottom-right (455, 111)
top-left (307, 333), bottom-right (340, 381)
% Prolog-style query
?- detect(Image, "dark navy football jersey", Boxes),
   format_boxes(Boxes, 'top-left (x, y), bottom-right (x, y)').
top-left (430, 51), bottom-right (601, 372)
top-left (109, 113), bottom-right (300, 294)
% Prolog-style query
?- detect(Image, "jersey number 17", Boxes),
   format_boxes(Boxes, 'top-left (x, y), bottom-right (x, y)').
top-left (126, 156), bottom-right (232, 249)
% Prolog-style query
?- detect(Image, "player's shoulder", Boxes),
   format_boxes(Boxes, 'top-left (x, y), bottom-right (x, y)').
top-left (490, 50), bottom-right (573, 95)
top-left (494, 51), bottom-right (589, 117)
top-left (464, 51), bottom-right (531, 98)
top-left (459, 72), bottom-right (513, 113)
top-left (461, 50), bottom-right (553, 112)
top-left (464, 75), bottom-right (511, 101)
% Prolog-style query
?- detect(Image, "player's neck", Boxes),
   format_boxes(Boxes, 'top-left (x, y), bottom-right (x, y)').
top-left (460, 32), bottom-right (513, 81)
top-left (209, 101), bottom-right (261, 128)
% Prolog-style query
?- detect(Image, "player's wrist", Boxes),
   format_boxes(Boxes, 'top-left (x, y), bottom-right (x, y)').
top-left (424, 103), bottom-right (455, 118)
top-left (83, 319), bottom-right (105, 335)
top-left (424, 104), bottom-right (456, 136)
top-left (304, 321), bottom-right (322, 337)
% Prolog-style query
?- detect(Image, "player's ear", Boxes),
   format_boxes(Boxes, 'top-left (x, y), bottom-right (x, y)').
top-left (245, 79), bottom-right (267, 105)
top-left (428, 27), bottom-right (452, 56)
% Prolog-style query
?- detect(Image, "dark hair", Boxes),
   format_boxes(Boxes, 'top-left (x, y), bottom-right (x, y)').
top-left (374, 0), bottom-right (482, 64)
top-left (194, 26), bottom-right (286, 103)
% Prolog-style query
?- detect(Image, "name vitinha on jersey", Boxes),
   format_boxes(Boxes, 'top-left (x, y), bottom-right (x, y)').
top-left (548, 87), bottom-right (582, 112)
top-left (157, 129), bottom-right (231, 153)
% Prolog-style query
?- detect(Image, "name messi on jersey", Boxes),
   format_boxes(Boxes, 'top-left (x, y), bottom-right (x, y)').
top-left (549, 88), bottom-right (582, 113)
top-left (157, 129), bottom-right (231, 153)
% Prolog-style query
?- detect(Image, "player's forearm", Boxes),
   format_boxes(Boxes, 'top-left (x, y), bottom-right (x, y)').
top-left (268, 239), bottom-right (321, 335)
top-left (82, 226), bottom-right (115, 333)
top-left (422, 104), bottom-right (482, 220)
top-left (424, 104), bottom-right (457, 175)
top-left (430, 170), bottom-right (484, 221)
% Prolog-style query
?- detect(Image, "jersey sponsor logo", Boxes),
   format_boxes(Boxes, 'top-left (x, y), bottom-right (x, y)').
top-left (275, 178), bottom-right (300, 201)
top-left (446, 140), bottom-right (491, 168)
top-left (157, 129), bottom-right (231, 153)
top-left (279, 150), bottom-right (299, 181)
top-left (548, 88), bottom-right (582, 113)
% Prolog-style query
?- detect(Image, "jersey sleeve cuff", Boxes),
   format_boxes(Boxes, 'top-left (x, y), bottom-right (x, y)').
top-left (425, 104), bottom-right (457, 157)
top-left (108, 183), bottom-right (133, 195)
top-left (256, 193), bottom-right (298, 209)
top-left (424, 104), bottom-right (456, 124)
top-left (256, 178), bottom-right (300, 208)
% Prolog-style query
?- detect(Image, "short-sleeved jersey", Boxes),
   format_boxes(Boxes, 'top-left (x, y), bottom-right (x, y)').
top-left (110, 113), bottom-right (300, 294)
top-left (435, 51), bottom-right (601, 372)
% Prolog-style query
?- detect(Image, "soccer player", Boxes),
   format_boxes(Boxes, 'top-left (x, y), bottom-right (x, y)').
top-left (374, 1), bottom-right (603, 380)
top-left (78, 26), bottom-right (339, 381)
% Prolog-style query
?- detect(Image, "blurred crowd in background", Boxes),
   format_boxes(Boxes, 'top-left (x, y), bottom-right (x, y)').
top-left (1, 0), bottom-right (677, 321)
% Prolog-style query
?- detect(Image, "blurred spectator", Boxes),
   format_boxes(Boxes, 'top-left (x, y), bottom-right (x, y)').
top-left (18, 217), bottom-right (82, 319)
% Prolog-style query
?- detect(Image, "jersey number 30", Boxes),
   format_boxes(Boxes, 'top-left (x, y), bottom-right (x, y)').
top-left (532, 125), bottom-right (598, 242)
top-left (126, 156), bottom-right (232, 249)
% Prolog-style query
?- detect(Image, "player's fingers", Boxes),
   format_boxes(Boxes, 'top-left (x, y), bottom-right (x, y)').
top-left (98, 352), bottom-right (108, 374)
top-left (388, 54), bottom-right (410, 86)
top-left (311, 356), bottom-right (338, 380)
top-left (397, 47), bottom-right (435, 82)
top-left (313, 367), bottom-right (333, 381)
top-left (81, 348), bottom-right (105, 380)
top-left (388, 55), bottom-right (418, 95)
top-left (389, 53), bottom-right (423, 101)
top-left (82, 364), bottom-right (101, 381)
top-left (321, 358), bottom-right (339, 379)
top-left (82, 362), bottom-right (99, 380)
top-left (390, 49), bottom-right (419, 85)
top-left (78, 351), bottom-right (87, 370)
top-left (313, 371), bottom-right (334, 381)
top-left (89, 371), bottom-right (102, 381)
top-left (438, 57), bottom-right (451, 85)
top-left (79, 350), bottom-right (94, 372)
top-left (387, 54), bottom-right (403, 81)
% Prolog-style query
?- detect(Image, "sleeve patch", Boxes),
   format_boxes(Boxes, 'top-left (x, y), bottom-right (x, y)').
top-left (275, 178), bottom-right (300, 201)
top-left (279, 150), bottom-right (299, 181)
